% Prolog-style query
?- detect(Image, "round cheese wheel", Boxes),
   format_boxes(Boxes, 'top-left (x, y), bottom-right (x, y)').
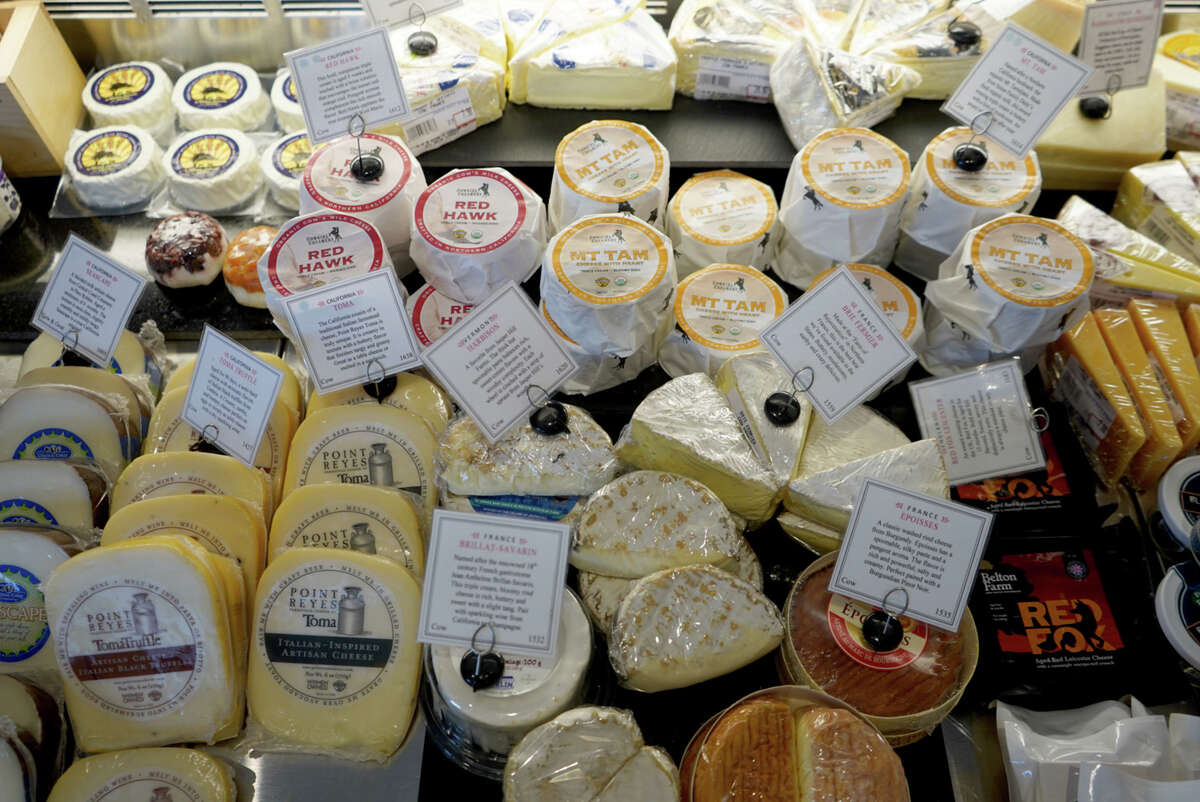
top-left (667, 169), bottom-right (778, 278)
top-left (145, 211), bottom-right (228, 289)
top-left (66, 125), bottom-right (164, 211)
top-left (895, 127), bottom-right (1042, 280)
top-left (1157, 457), bottom-right (1200, 550)
top-left (300, 132), bottom-right (427, 273)
top-left (172, 61), bottom-right (270, 131)
top-left (657, 263), bottom-right (787, 378)
top-left (1156, 561), bottom-right (1200, 671)
top-left (223, 225), bottom-right (276, 308)
top-left (549, 120), bottom-right (670, 233)
top-left (271, 70), bottom-right (304, 132)
top-left (918, 305), bottom-right (1042, 378)
top-left (411, 167), bottom-right (547, 303)
top-left (162, 128), bottom-right (262, 212)
top-left (407, 284), bottom-right (474, 347)
top-left (775, 128), bottom-right (911, 288)
top-left (82, 61), bottom-right (174, 145)
top-left (541, 300), bottom-right (660, 395)
top-left (540, 213), bottom-right (676, 355)
top-left (261, 131), bottom-right (311, 211)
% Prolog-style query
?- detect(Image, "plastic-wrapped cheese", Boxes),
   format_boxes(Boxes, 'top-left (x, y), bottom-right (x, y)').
top-left (112, 451), bottom-right (273, 525)
top-left (16, 365), bottom-right (150, 451)
top-left (847, 0), bottom-right (950, 56)
top-left (0, 460), bottom-right (96, 532)
top-left (247, 548), bottom-right (422, 762)
top-left (0, 725), bottom-right (35, 802)
top-left (1112, 160), bottom-right (1200, 266)
top-left (769, 37), bottom-right (920, 151)
top-left (408, 284), bottom-right (475, 347)
top-left (540, 214), bottom-right (676, 355)
top-left (411, 167), bottom-right (547, 304)
top-left (306, 372), bottom-right (452, 434)
top-left (440, 492), bottom-right (586, 527)
top-left (0, 386), bottom-right (126, 483)
top-left (777, 510), bottom-right (845, 554)
top-left (541, 299), bottom-right (660, 394)
top-left (667, 170), bottom-right (778, 276)
top-left (271, 71), bottom-right (304, 133)
top-left (165, 351), bottom-right (301, 420)
top-left (1008, 0), bottom-right (1086, 54)
top-left (47, 748), bottom-right (237, 802)
top-left (809, 264), bottom-right (925, 368)
top-left (895, 127), bottom-right (1042, 280)
top-left (66, 125), bottom-right (164, 211)
top-left (20, 330), bottom-right (162, 398)
top-left (795, 403), bottom-right (909, 479)
top-left (797, 0), bottom-right (865, 49)
top-left (774, 128), bottom-right (911, 286)
top-left (261, 131), bottom-right (311, 211)
top-left (82, 61), bottom-right (174, 145)
top-left (163, 128), bottom-right (262, 212)
top-left (1158, 32), bottom-right (1200, 152)
top-left (657, 264), bottom-right (788, 378)
top-left (548, 120), bottom-right (670, 232)
top-left (0, 529), bottom-right (74, 675)
top-left (300, 133), bottom-right (427, 272)
top-left (866, 4), bottom-right (1001, 100)
top-left (172, 62), bottom-right (270, 131)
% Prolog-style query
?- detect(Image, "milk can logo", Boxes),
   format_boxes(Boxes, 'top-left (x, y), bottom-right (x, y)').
top-left (150, 787), bottom-right (174, 802)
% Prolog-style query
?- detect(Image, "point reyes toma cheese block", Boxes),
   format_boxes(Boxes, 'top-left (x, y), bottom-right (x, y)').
top-left (548, 120), bottom-right (670, 232)
top-left (0, 386), bottom-right (127, 483)
top-left (775, 128), bottom-right (911, 287)
top-left (247, 548), bottom-right (422, 762)
top-left (305, 371), bottom-right (452, 434)
top-left (163, 128), bottom-right (262, 212)
top-left (112, 451), bottom-right (274, 524)
top-left (66, 125), bottom-right (165, 211)
top-left (82, 61), bottom-right (175, 145)
top-left (411, 167), bottom-right (548, 304)
top-left (0, 460), bottom-right (96, 532)
top-left (0, 529), bottom-right (74, 675)
top-left (172, 61), bottom-right (269, 131)
top-left (895, 127), bottom-right (1042, 280)
top-left (47, 747), bottom-right (237, 802)
top-left (667, 170), bottom-right (778, 277)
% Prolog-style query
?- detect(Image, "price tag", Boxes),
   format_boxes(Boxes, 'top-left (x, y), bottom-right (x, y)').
top-left (1077, 0), bottom-right (1163, 95)
top-left (362, 0), bottom-right (464, 28)
top-left (909, 359), bottom-right (1046, 485)
top-left (285, 26), bottom-right (409, 144)
top-left (760, 266), bottom-right (916, 424)
top-left (279, 269), bottom-right (420, 395)
top-left (693, 55), bottom-right (772, 103)
top-left (418, 508), bottom-right (570, 658)
top-left (181, 326), bottom-right (284, 467)
top-left (942, 23), bottom-right (1093, 157)
top-left (830, 480), bottom-right (995, 632)
top-left (32, 234), bottom-right (148, 367)
top-left (398, 83), bottom-right (477, 155)
top-left (420, 283), bottom-right (578, 443)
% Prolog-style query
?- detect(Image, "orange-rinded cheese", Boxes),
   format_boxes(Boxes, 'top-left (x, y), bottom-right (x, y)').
top-left (1127, 298), bottom-right (1200, 452)
top-left (1094, 309), bottom-right (1184, 489)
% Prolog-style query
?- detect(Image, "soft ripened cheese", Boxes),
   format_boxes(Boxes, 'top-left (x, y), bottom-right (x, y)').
top-left (20, 330), bottom-right (159, 393)
top-left (541, 299), bottom-right (660, 394)
top-left (44, 537), bottom-right (238, 751)
top-left (594, 746), bottom-right (680, 801)
top-left (770, 37), bottom-right (919, 151)
top-left (0, 460), bottom-right (95, 532)
top-left (715, 353), bottom-right (814, 487)
top-left (268, 484), bottom-right (423, 574)
top-left (165, 351), bottom-right (302, 420)
top-left (1093, 308), bottom-right (1183, 490)
top-left (572, 471), bottom-right (741, 578)
top-left (163, 128), bottom-right (262, 212)
top-left (1036, 71), bottom-right (1166, 191)
top-left (1112, 160), bottom-right (1200, 266)
top-left (1127, 298), bottom-right (1200, 453)
top-left (247, 548), bottom-right (422, 762)
top-left (895, 127), bottom-right (1042, 280)
top-left (82, 61), bottom-right (175, 145)
top-left (668, 0), bottom-right (798, 102)
top-left (48, 747), bottom-right (237, 802)
top-left (408, 284), bottom-right (475, 347)
top-left (615, 373), bottom-right (781, 523)
top-left (306, 373), bottom-right (451, 435)
top-left (428, 589), bottom-right (591, 757)
top-left (270, 71), bottom-right (304, 133)
top-left (0, 529), bottom-right (73, 675)
top-left (1041, 313), bottom-right (1147, 487)
top-left (112, 451), bottom-right (273, 525)
top-left (848, 0), bottom-right (949, 56)
top-left (387, 47), bottom-right (506, 154)
top-left (775, 128), bottom-right (911, 286)
top-left (1158, 32), bottom-right (1200, 151)
top-left (777, 511), bottom-right (845, 554)
top-left (609, 563), bottom-right (784, 692)
top-left (411, 167), bottom-right (547, 304)
top-left (866, 4), bottom-right (1001, 100)
top-left (439, 404), bottom-right (617, 497)
top-left (786, 439), bottom-right (949, 528)
top-left (795, 403), bottom-right (909, 478)
top-left (504, 706), bottom-right (644, 802)
top-left (0, 386), bottom-right (126, 483)
top-left (261, 131), bottom-right (311, 212)
top-left (66, 125), bottom-right (165, 211)
top-left (797, 0), bottom-right (865, 49)
top-left (548, 120), bottom-right (670, 232)
top-left (667, 170), bottom-right (778, 276)
top-left (282, 405), bottom-right (438, 527)
top-left (173, 62), bottom-right (270, 131)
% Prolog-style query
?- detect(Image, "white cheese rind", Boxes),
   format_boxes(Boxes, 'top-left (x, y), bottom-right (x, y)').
top-left (715, 352), bottom-right (813, 486)
top-left (0, 530), bottom-right (72, 675)
top-left (66, 125), bottom-right (165, 211)
top-left (666, 170), bottom-right (778, 276)
top-left (594, 746), bottom-right (679, 801)
top-left (163, 128), bottom-right (262, 213)
top-left (83, 61), bottom-right (175, 144)
top-left (172, 62), bottom-right (270, 131)
top-left (47, 747), bottom-right (237, 802)
top-left (668, 0), bottom-right (798, 102)
top-left (270, 71), bottom-right (304, 133)
top-left (795, 402), bottom-right (909, 479)
top-left (261, 131), bottom-right (310, 211)
top-left (867, 5), bottom-right (1000, 100)
top-left (776, 510), bottom-right (844, 554)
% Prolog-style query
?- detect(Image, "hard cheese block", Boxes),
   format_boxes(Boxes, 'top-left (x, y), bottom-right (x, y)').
top-left (112, 452), bottom-right (273, 525)
top-left (1127, 298), bottom-right (1200, 452)
top-left (166, 351), bottom-right (303, 421)
top-left (0, 386), bottom-right (127, 484)
top-left (1093, 308), bottom-right (1183, 489)
top-left (18, 364), bottom-right (151, 441)
top-left (305, 373), bottom-right (451, 435)
top-left (47, 747), bottom-right (237, 802)
top-left (1112, 160), bottom-right (1200, 266)
top-left (247, 548), bottom-right (422, 762)
top-left (0, 530), bottom-right (73, 675)
top-left (1183, 303), bottom-right (1200, 358)
top-left (1157, 32), bottom-right (1200, 151)
top-left (0, 460), bottom-right (95, 532)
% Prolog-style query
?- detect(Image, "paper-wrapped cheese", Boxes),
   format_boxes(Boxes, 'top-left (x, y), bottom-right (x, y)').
top-left (541, 300), bottom-right (660, 395)
top-left (408, 285), bottom-right (474, 347)
top-left (667, 170), bottom-right (778, 277)
top-left (82, 61), bottom-right (174, 145)
top-left (66, 125), bottom-right (164, 211)
top-left (163, 128), bottom-right (262, 212)
top-left (172, 62), bottom-right (270, 131)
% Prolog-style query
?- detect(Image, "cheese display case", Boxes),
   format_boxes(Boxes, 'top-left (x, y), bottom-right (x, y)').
top-left (2, 2), bottom-right (1200, 802)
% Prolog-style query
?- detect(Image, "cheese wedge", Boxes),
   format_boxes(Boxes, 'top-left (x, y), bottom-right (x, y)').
top-left (166, 351), bottom-right (302, 420)
top-left (668, 0), bottom-right (796, 102)
top-left (1094, 308), bottom-right (1184, 489)
top-left (0, 386), bottom-right (127, 483)
top-left (17, 365), bottom-right (150, 441)
top-left (848, 0), bottom-right (950, 56)
top-left (305, 373), bottom-right (451, 435)
top-left (866, 4), bottom-right (1000, 100)
top-left (112, 451), bottom-right (273, 525)
top-left (1057, 195), bottom-right (1200, 284)
top-left (1183, 304), bottom-right (1200, 359)
top-left (47, 748), bottom-right (237, 802)
top-left (1157, 32), bottom-right (1200, 151)
top-left (20, 329), bottom-right (160, 396)
top-left (0, 460), bottom-right (96, 532)
top-left (1008, 0), bottom-right (1087, 54)
top-left (797, 0), bottom-right (865, 49)
top-left (594, 746), bottom-right (680, 801)
top-left (1127, 298), bottom-right (1200, 452)
top-left (715, 353), bottom-right (814, 487)
top-left (777, 511), bottom-right (845, 554)
top-left (795, 404), bottom-right (909, 479)
top-left (1112, 160), bottom-right (1200, 266)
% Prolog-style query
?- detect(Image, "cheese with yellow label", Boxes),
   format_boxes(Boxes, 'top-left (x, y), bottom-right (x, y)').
top-left (166, 351), bottom-right (302, 420)
top-left (112, 451), bottom-right (273, 524)
top-left (1157, 32), bottom-right (1200, 151)
top-left (666, 170), bottom-right (778, 276)
top-left (1127, 298), bottom-right (1200, 453)
top-left (305, 372), bottom-right (451, 435)
top-left (47, 747), bottom-right (237, 802)
top-left (1112, 160), bottom-right (1200, 266)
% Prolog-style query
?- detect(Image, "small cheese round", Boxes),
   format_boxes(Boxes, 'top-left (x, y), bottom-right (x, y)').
top-left (146, 211), bottom-right (228, 289)
top-left (271, 70), bottom-right (304, 132)
top-left (223, 225), bottom-right (276, 308)
top-left (82, 61), bottom-right (174, 144)
top-left (407, 284), bottom-right (475, 347)
top-left (163, 128), bottom-right (262, 212)
top-left (173, 61), bottom-right (270, 131)
top-left (66, 125), bottom-right (164, 211)
top-left (0, 460), bottom-right (95, 532)
top-left (261, 131), bottom-right (311, 211)
top-left (667, 169), bottom-right (778, 277)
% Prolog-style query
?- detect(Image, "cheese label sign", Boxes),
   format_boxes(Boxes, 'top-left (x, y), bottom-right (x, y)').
top-left (32, 234), bottom-right (148, 368)
top-left (361, 0), bottom-right (464, 28)
top-left (1077, 0), bottom-right (1163, 96)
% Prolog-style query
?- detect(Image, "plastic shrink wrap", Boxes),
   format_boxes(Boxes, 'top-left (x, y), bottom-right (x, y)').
top-left (0, 528), bottom-right (82, 677)
top-left (46, 748), bottom-right (237, 802)
top-left (866, 3), bottom-right (1002, 100)
top-left (1112, 160), bottom-right (1200, 266)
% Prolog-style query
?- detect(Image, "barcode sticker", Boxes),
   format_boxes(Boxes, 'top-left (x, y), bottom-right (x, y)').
top-left (399, 84), bottom-right (477, 156)
top-left (694, 55), bottom-right (771, 103)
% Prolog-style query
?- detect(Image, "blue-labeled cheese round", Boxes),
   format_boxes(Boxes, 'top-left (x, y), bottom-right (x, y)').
top-left (66, 125), bottom-right (164, 211)
top-left (163, 128), bottom-right (261, 212)
top-left (82, 61), bottom-right (175, 145)
top-left (172, 61), bottom-right (270, 131)
top-left (261, 131), bottom-right (311, 211)
top-left (271, 71), bottom-right (304, 133)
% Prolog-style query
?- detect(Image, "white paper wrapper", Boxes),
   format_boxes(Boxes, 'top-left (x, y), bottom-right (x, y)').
top-left (657, 263), bottom-right (787, 377)
top-left (540, 213), bottom-right (677, 355)
top-left (172, 62), bottom-right (270, 131)
top-left (541, 300), bottom-right (663, 394)
top-left (666, 169), bottom-right (778, 277)
top-left (66, 125), bottom-right (164, 211)
top-left (920, 305), bottom-right (1043, 377)
top-left (549, 120), bottom-right (670, 233)
top-left (162, 128), bottom-right (262, 213)
top-left (83, 61), bottom-right (175, 146)
top-left (407, 284), bottom-right (475, 348)
top-left (270, 70), bottom-right (304, 133)
top-left (895, 126), bottom-right (1042, 280)
top-left (260, 131), bottom-right (310, 212)
top-left (410, 167), bottom-right (547, 304)
top-left (774, 127), bottom-right (910, 287)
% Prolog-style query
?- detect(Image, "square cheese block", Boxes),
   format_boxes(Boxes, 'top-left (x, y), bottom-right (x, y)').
top-left (47, 748), bottom-right (237, 802)
top-left (1127, 298), bottom-right (1200, 453)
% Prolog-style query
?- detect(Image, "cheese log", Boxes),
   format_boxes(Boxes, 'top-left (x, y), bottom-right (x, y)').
top-left (47, 747), bottom-right (237, 802)
top-left (594, 746), bottom-right (679, 801)
top-left (0, 386), bottom-right (127, 483)
top-left (1041, 313), bottom-right (1147, 486)
top-left (248, 549), bottom-right (422, 762)
top-left (166, 351), bottom-right (302, 420)
top-left (1094, 309), bottom-right (1184, 489)
top-left (572, 471), bottom-right (742, 578)
top-left (615, 373), bottom-right (780, 523)
top-left (776, 511), bottom-right (844, 555)
top-left (796, 404), bottom-right (909, 478)
top-left (1127, 298), bottom-right (1200, 452)
top-left (112, 451), bottom-right (273, 525)
top-left (1112, 160), bottom-right (1200, 266)
top-left (0, 460), bottom-right (95, 532)
top-left (305, 374), bottom-right (451, 435)
top-left (715, 353), bottom-right (814, 486)
top-left (796, 707), bottom-right (908, 799)
top-left (269, 484), bottom-right (423, 574)
top-left (609, 564), bottom-right (784, 692)
top-left (0, 530), bottom-right (74, 675)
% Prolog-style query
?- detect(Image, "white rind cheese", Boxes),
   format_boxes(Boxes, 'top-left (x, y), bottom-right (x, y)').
top-left (667, 170), bottom-right (778, 276)
top-left (867, 5), bottom-right (1000, 100)
top-left (796, 403), bottom-right (909, 479)
top-left (66, 125), bottom-right (164, 211)
top-left (0, 529), bottom-right (73, 675)
top-left (609, 563), bottom-right (784, 691)
top-left (594, 746), bottom-right (679, 801)
top-left (261, 131), bottom-right (311, 211)
top-left (172, 62), bottom-right (270, 131)
top-left (540, 299), bottom-right (661, 394)
top-left (0, 460), bottom-right (95, 533)
top-left (797, 0), bottom-right (865, 49)
top-left (408, 284), bottom-right (476, 347)
top-left (270, 71), bottom-right (304, 133)
top-left (82, 61), bottom-right (175, 145)
top-left (848, 0), bottom-right (949, 56)
top-left (163, 128), bottom-right (262, 212)
top-left (47, 747), bottom-right (237, 802)
top-left (776, 510), bottom-right (844, 554)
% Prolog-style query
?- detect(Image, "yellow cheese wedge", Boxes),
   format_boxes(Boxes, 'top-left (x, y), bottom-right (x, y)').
top-left (305, 372), bottom-right (452, 435)
top-left (1009, 0), bottom-right (1087, 54)
top-left (112, 451), bottom-right (274, 525)
top-left (1094, 308), bottom-right (1184, 489)
top-left (1042, 313), bottom-right (1147, 487)
top-left (1157, 32), bottom-right (1200, 151)
top-left (165, 351), bottom-right (303, 421)
top-left (1127, 298), bottom-right (1200, 452)
top-left (1112, 160), bottom-right (1200, 265)
top-left (47, 748), bottom-right (237, 802)
top-left (1182, 304), bottom-right (1200, 359)
top-left (17, 365), bottom-right (151, 440)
